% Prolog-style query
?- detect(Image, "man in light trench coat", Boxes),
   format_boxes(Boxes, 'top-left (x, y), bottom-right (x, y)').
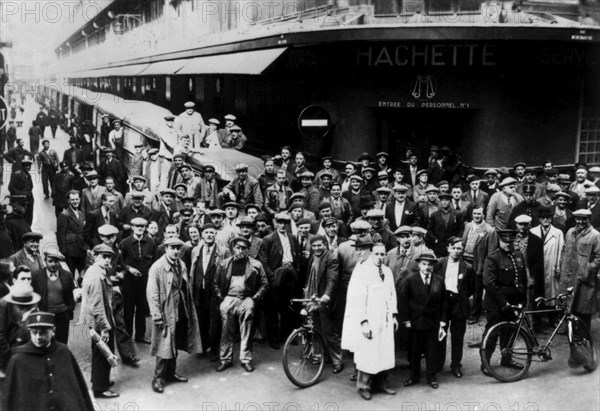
top-left (341, 236), bottom-right (398, 401)
top-left (147, 237), bottom-right (202, 393)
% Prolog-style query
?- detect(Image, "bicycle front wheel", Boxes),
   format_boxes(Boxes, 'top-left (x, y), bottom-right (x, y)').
top-left (481, 322), bottom-right (533, 382)
top-left (282, 328), bottom-right (326, 388)
top-left (568, 317), bottom-right (597, 371)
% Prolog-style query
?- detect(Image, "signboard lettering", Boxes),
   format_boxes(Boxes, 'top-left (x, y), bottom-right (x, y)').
top-left (0, 96), bottom-right (8, 130)
top-left (357, 44), bottom-right (496, 67)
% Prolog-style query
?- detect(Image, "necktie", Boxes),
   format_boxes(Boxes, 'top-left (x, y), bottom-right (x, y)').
top-left (455, 200), bottom-right (460, 210)
top-left (300, 237), bottom-right (306, 251)
top-left (473, 191), bottom-right (477, 201)
top-left (424, 273), bottom-right (430, 286)
top-left (379, 267), bottom-right (385, 282)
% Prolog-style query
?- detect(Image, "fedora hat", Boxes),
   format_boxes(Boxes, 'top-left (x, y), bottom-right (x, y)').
top-left (4, 283), bottom-right (41, 306)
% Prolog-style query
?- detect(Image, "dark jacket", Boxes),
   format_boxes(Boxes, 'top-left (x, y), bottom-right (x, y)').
top-left (57, 207), bottom-right (87, 257)
top-left (83, 208), bottom-right (118, 248)
top-left (385, 200), bottom-right (424, 232)
top-left (4, 213), bottom-right (31, 251)
top-left (483, 249), bottom-right (528, 313)
top-left (31, 268), bottom-right (76, 319)
top-left (426, 208), bottom-right (464, 256)
top-left (434, 257), bottom-right (474, 320)
top-left (399, 271), bottom-right (447, 330)
top-left (305, 251), bottom-right (339, 304)
top-left (213, 256), bottom-right (269, 301)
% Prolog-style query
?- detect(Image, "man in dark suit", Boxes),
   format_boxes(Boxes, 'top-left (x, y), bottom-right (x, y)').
top-left (400, 253), bottom-right (447, 389)
top-left (434, 237), bottom-right (474, 378)
top-left (151, 189), bottom-right (178, 243)
top-left (310, 201), bottom-right (349, 238)
top-left (62, 137), bottom-right (84, 171)
top-left (80, 171), bottom-right (107, 217)
top-left (303, 235), bottom-right (343, 373)
top-left (84, 193), bottom-right (118, 248)
top-left (427, 193), bottom-right (464, 257)
top-left (56, 190), bottom-right (88, 283)
top-left (8, 158), bottom-right (34, 225)
top-left (259, 213), bottom-right (300, 349)
top-left (385, 185), bottom-right (423, 232)
top-left (463, 176), bottom-right (489, 212)
top-left (99, 148), bottom-right (126, 194)
top-left (190, 223), bottom-right (231, 361)
top-left (31, 250), bottom-right (76, 344)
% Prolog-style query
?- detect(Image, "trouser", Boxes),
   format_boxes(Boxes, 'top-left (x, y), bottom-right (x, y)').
top-left (264, 286), bottom-right (298, 344)
top-left (54, 205), bottom-right (65, 217)
top-left (437, 317), bottom-right (467, 371)
top-left (356, 370), bottom-right (389, 391)
top-left (91, 329), bottom-right (114, 392)
top-left (481, 310), bottom-right (514, 365)
top-left (51, 124), bottom-right (58, 138)
top-left (313, 307), bottom-right (343, 366)
top-left (220, 296), bottom-right (254, 364)
top-left (154, 356), bottom-right (177, 384)
top-left (122, 274), bottom-right (149, 340)
top-left (333, 284), bottom-right (349, 337)
top-left (409, 328), bottom-right (438, 381)
top-left (113, 290), bottom-right (136, 358)
top-left (53, 310), bottom-right (71, 345)
top-left (24, 197), bottom-right (33, 226)
top-left (65, 256), bottom-right (86, 283)
top-left (40, 125), bottom-right (46, 138)
top-left (470, 275), bottom-right (484, 318)
top-left (196, 288), bottom-right (221, 357)
top-left (574, 312), bottom-right (592, 332)
top-left (41, 164), bottom-right (55, 196)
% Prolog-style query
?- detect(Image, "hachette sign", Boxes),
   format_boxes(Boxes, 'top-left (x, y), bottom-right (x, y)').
top-left (357, 44), bottom-right (496, 67)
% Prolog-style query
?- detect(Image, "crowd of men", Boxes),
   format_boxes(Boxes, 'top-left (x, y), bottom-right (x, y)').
top-left (0, 100), bottom-right (599, 407)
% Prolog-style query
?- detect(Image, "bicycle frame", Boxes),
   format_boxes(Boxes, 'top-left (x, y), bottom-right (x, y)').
top-left (511, 307), bottom-right (570, 357)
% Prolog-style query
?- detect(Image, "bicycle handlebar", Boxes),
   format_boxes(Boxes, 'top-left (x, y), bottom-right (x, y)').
top-left (534, 286), bottom-right (574, 307)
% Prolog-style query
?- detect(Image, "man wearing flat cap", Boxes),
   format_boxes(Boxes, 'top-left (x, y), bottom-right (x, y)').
top-left (570, 166), bottom-right (594, 198)
top-left (8, 157), bottom-right (34, 225)
top-left (486, 177), bottom-right (524, 230)
top-left (196, 164), bottom-right (220, 210)
top-left (214, 237), bottom-right (268, 373)
top-left (265, 169), bottom-right (293, 217)
top-left (480, 229), bottom-right (528, 375)
top-left (4, 312), bottom-right (94, 411)
top-left (329, 182), bottom-right (354, 226)
top-left (259, 213), bottom-right (301, 349)
top-left (463, 175), bottom-right (489, 211)
top-left (81, 244), bottom-right (119, 398)
top-left (221, 163), bottom-right (263, 209)
top-left (53, 161), bottom-right (76, 216)
top-left (553, 191), bottom-right (575, 234)
top-left (367, 209), bottom-right (397, 252)
top-left (482, 169), bottom-right (499, 197)
top-left (343, 174), bottom-right (371, 219)
top-left (9, 232), bottom-right (45, 273)
top-left (80, 170), bottom-right (107, 217)
top-left (376, 152), bottom-right (392, 176)
top-left (99, 147), bottom-right (126, 194)
top-left (147, 237), bottom-right (202, 393)
top-left (222, 125), bottom-right (247, 150)
top-left (581, 185), bottom-right (600, 230)
top-left (427, 192), bottom-right (464, 257)
top-left (202, 118), bottom-right (225, 148)
top-left (508, 184), bottom-right (542, 229)
top-left (175, 101), bottom-right (206, 149)
top-left (516, 167), bottom-right (545, 200)
top-left (119, 190), bottom-right (153, 236)
top-left (315, 156), bottom-right (341, 187)
top-left (145, 148), bottom-right (163, 192)
top-left (559, 209), bottom-right (600, 331)
top-left (31, 250), bottom-right (75, 344)
top-left (385, 184), bottom-right (423, 232)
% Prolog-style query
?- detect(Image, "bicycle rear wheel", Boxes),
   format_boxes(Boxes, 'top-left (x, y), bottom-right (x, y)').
top-left (568, 317), bottom-right (597, 371)
top-left (282, 328), bottom-right (326, 388)
top-left (481, 322), bottom-right (533, 382)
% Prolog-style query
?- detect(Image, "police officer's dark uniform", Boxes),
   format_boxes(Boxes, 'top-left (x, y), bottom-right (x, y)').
top-left (480, 229), bottom-right (527, 374)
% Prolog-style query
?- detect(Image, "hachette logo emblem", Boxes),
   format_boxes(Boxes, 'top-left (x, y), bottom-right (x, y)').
top-left (0, 95), bottom-right (8, 130)
top-left (411, 75), bottom-right (437, 102)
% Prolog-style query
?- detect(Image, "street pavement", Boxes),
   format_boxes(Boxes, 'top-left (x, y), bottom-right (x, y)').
top-left (0, 95), bottom-right (599, 411)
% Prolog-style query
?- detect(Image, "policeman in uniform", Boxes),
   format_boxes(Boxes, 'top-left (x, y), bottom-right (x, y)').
top-left (480, 229), bottom-right (528, 376)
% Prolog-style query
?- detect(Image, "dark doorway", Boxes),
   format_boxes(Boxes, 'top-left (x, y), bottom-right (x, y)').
top-left (376, 108), bottom-right (478, 166)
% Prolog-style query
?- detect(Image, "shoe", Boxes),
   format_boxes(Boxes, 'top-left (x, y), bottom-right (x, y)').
top-left (428, 380), bottom-right (439, 389)
top-left (94, 390), bottom-right (120, 399)
top-left (404, 377), bottom-right (419, 387)
top-left (379, 387), bottom-right (397, 395)
top-left (269, 342), bottom-right (280, 350)
top-left (44, 195), bottom-right (49, 200)
top-left (122, 355), bottom-right (140, 366)
top-left (468, 317), bottom-right (479, 325)
top-left (468, 342), bottom-right (481, 349)
top-left (349, 370), bottom-right (358, 382)
top-left (216, 362), bottom-right (232, 372)
top-left (332, 363), bottom-right (344, 374)
top-left (480, 364), bottom-right (492, 377)
top-left (242, 363), bottom-right (254, 373)
top-left (135, 337), bottom-right (151, 345)
top-left (358, 388), bottom-right (372, 401)
top-left (451, 367), bottom-right (463, 378)
top-left (501, 359), bottom-right (524, 369)
top-left (209, 355), bottom-right (219, 363)
top-left (167, 373), bottom-right (188, 383)
top-left (152, 380), bottom-right (164, 394)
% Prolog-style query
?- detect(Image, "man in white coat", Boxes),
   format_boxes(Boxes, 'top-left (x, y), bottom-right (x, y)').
top-left (342, 236), bottom-right (398, 401)
top-left (530, 205), bottom-right (564, 325)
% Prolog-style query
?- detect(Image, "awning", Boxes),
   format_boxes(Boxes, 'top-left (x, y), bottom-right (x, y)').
top-left (65, 63), bottom-right (150, 78)
top-left (138, 60), bottom-right (189, 76)
top-left (177, 48), bottom-right (287, 75)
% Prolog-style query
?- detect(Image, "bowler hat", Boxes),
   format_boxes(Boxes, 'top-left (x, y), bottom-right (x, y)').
top-left (358, 196), bottom-right (375, 208)
top-left (415, 253), bottom-right (437, 263)
top-left (352, 234), bottom-right (374, 248)
top-left (539, 205), bottom-right (554, 218)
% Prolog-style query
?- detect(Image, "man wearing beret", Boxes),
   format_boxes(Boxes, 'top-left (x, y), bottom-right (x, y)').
top-left (298, 171), bottom-right (321, 216)
top-left (221, 164), bottom-right (264, 209)
top-left (81, 244), bottom-right (119, 398)
top-left (4, 312), bottom-right (94, 411)
top-left (214, 237), bottom-right (268, 372)
top-left (147, 238), bottom-right (202, 393)
top-left (31, 250), bottom-right (75, 345)
top-left (304, 235), bottom-right (343, 373)
top-left (480, 229), bottom-right (528, 375)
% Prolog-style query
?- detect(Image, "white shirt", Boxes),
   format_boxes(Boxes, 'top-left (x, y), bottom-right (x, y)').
top-left (277, 231), bottom-right (294, 265)
top-left (420, 272), bottom-right (431, 285)
top-left (445, 260), bottom-right (460, 293)
top-left (394, 201), bottom-right (405, 226)
top-left (202, 244), bottom-right (214, 275)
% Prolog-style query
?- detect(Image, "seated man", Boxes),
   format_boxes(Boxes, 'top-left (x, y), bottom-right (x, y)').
top-left (214, 237), bottom-right (268, 373)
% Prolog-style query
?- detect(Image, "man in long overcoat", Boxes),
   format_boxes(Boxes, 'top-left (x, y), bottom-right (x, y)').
top-left (147, 237), bottom-right (201, 393)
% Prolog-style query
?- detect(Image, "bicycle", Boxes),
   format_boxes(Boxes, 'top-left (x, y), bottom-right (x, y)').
top-left (480, 287), bottom-right (597, 382)
top-left (282, 297), bottom-right (327, 388)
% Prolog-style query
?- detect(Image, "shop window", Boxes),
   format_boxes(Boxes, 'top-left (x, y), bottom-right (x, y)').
top-left (195, 77), bottom-right (204, 103)
top-left (374, 0), bottom-right (403, 15)
top-left (578, 107), bottom-right (600, 164)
